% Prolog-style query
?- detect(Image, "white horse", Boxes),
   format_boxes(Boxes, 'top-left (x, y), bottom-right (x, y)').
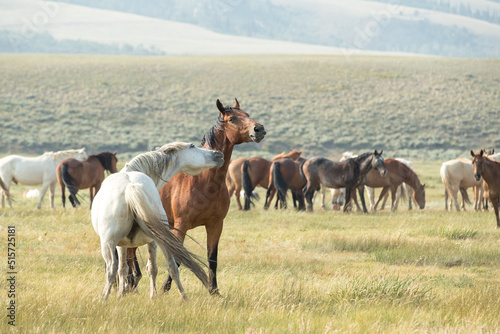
top-left (441, 158), bottom-right (483, 211)
top-left (0, 148), bottom-right (87, 209)
top-left (91, 142), bottom-right (224, 300)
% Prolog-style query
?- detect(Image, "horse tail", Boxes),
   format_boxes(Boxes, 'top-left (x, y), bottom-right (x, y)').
top-left (60, 162), bottom-right (80, 207)
top-left (0, 176), bottom-right (12, 204)
top-left (272, 162), bottom-right (288, 207)
top-left (460, 187), bottom-right (472, 205)
top-left (124, 182), bottom-right (209, 290)
top-left (242, 160), bottom-right (255, 210)
top-left (399, 184), bottom-right (408, 203)
top-left (299, 159), bottom-right (307, 186)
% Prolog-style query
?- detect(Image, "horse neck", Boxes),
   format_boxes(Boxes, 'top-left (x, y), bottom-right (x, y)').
top-left (358, 155), bottom-right (373, 175)
top-left (202, 129), bottom-right (234, 182)
top-left (482, 157), bottom-right (500, 183)
top-left (402, 166), bottom-right (422, 189)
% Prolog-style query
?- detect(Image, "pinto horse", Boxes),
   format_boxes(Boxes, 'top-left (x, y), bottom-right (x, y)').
top-left (156, 99), bottom-right (265, 295)
top-left (57, 151), bottom-right (118, 208)
top-left (302, 151), bottom-right (386, 212)
top-left (226, 150), bottom-right (302, 210)
top-left (471, 150), bottom-right (500, 228)
top-left (264, 156), bottom-right (306, 210)
top-left (359, 159), bottom-right (425, 211)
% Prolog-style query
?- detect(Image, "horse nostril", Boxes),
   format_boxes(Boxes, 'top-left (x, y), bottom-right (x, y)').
top-left (254, 126), bottom-right (261, 132)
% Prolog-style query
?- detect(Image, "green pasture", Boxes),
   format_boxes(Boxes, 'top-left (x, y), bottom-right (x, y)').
top-left (0, 54), bottom-right (499, 161)
top-left (1, 158), bottom-right (499, 333)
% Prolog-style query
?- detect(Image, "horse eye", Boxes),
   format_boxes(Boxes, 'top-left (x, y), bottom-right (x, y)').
top-left (190, 144), bottom-right (195, 148)
top-left (229, 117), bottom-right (235, 123)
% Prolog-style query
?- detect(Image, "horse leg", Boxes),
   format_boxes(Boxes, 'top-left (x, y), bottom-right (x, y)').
top-left (146, 241), bottom-right (158, 298)
top-left (366, 186), bottom-right (375, 211)
top-left (206, 223), bottom-right (223, 295)
top-left (126, 248), bottom-right (142, 292)
top-left (49, 182), bottom-right (56, 209)
top-left (264, 186), bottom-right (276, 210)
top-left (357, 186), bottom-right (368, 213)
top-left (101, 241), bottom-right (118, 300)
top-left (343, 187), bottom-right (352, 212)
top-left (450, 187), bottom-right (460, 211)
top-left (235, 188), bottom-right (243, 211)
top-left (321, 187), bottom-right (326, 209)
top-left (116, 246), bottom-right (129, 297)
top-left (374, 187), bottom-right (390, 211)
top-left (390, 187), bottom-right (397, 211)
top-left (492, 197), bottom-right (500, 228)
top-left (161, 226), bottom-right (187, 293)
top-left (37, 182), bottom-right (50, 209)
top-left (60, 180), bottom-right (66, 208)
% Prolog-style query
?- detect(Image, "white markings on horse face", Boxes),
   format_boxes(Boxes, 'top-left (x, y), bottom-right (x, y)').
top-left (373, 154), bottom-right (387, 176)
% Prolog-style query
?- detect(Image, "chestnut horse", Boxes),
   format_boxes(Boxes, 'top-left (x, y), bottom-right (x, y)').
top-left (264, 157), bottom-right (306, 210)
top-left (471, 150), bottom-right (500, 228)
top-left (57, 151), bottom-right (118, 208)
top-left (157, 99), bottom-right (265, 294)
top-left (359, 159), bottom-right (426, 211)
top-left (302, 151), bottom-right (386, 212)
top-left (226, 150), bottom-right (302, 210)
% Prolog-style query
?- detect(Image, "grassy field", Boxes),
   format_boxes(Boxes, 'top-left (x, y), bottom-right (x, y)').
top-left (0, 54), bottom-right (499, 161)
top-left (1, 159), bottom-right (500, 333)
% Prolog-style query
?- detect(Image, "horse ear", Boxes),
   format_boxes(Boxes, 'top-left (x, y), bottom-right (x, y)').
top-left (480, 150), bottom-right (484, 156)
top-left (470, 150), bottom-right (475, 157)
top-left (380, 150), bottom-right (383, 156)
top-left (216, 99), bottom-right (226, 115)
top-left (113, 151), bottom-right (117, 156)
top-left (233, 98), bottom-right (240, 109)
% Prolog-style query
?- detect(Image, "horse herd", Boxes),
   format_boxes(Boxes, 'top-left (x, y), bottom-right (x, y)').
top-left (0, 99), bottom-right (499, 300)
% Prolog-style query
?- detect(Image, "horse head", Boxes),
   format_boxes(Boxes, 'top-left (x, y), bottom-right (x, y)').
top-left (174, 143), bottom-right (224, 175)
top-left (216, 99), bottom-right (266, 145)
top-left (414, 184), bottom-right (426, 209)
top-left (110, 152), bottom-right (118, 173)
top-left (471, 149), bottom-right (484, 181)
top-left (372, 150), bottom-right (387, 176)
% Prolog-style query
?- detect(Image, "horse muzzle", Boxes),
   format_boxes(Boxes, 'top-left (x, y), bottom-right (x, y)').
top-left (211, 151), bottom-right (224, 167)
top-left (251, 125), bottom-right (266, 143)
top-left (473, 174), bottom-right (481, 181)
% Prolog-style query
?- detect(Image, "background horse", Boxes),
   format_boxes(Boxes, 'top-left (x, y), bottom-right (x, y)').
top-left (471, 150), bottom-right (500, 228)
top-left (302, 150), bottom-right (386, 212)
top-left (57, 151), bottom-right (118, 208)
top-left (440, 158), bottom-right (482, 211)
top-left (481, 152), bottom-right (500, 210)
top-left (91, 142), bottom-right (224, 299)
top-left (227, 149), bottom-right (302, 210)
top-left (264, 156), bottom-right (306, 210)
top-left (366, 158), bottom-right (415, 211)
top-left (359, 158), bottom-right (426, 211)
top-left (158, 99), bottom-right (265, 295)
top-left (0, 148), bottom-right (87, 209)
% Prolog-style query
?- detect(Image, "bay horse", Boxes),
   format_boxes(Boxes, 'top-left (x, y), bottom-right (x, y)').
top-left (157, 99), bottom-right (265, 295)
top-left (471, 150), bottom-right (500, 228)
top-left (302, 151), bottom-right (386, 212)
top-left (0, 148), bottom-right (87, 209)
top-left (359, 159), bottom-right (426, 211)
top-left (440, 158), bottom-right (482, 211)
top-left (91, 142), bottom-right (224, 299)
top-left (264, 156), bottom-right (306, 210)
top-left (226, 150), bottom-right (302, 210)
top-left (57, 151), bottom-right (118, 208)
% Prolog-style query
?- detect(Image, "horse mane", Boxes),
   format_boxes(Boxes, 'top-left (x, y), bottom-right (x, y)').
top-left (201, 113), bottom-right (225, 149)
top-left (43, 148), bottom-right (85, 161)
top-left (125, 142), bottom-right (185, 184)
top-left (92, 152), bottom-right (116, 172)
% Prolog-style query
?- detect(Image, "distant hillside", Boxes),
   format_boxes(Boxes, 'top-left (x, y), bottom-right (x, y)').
top-left (53, 0), bottom-right (500, 57)
top-left (1, 0), bottom-right (499, 56)
top-left (0, 54), bottom-right (498, 161)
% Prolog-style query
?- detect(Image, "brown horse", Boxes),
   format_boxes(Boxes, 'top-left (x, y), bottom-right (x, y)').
top-left (471, 150), bottom-right (500, 228)
top-left (57, 151), bottom-right (118, 208)
top-left (264, 157), bottom-right (306, 210)
top-left (302, 151), bottom-right (386, 212)
top-left (157, 99), bottom-right (265, 294)
top-left (226, 150), bottom-right (302, 210)
top-left (359, 159), bottom-right (425, 211)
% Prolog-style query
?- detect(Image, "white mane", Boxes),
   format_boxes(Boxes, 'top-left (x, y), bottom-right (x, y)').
top-left (43, 148), bottom-right (86, 161)
top-left (124, 142), bottom-right (188, 185)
